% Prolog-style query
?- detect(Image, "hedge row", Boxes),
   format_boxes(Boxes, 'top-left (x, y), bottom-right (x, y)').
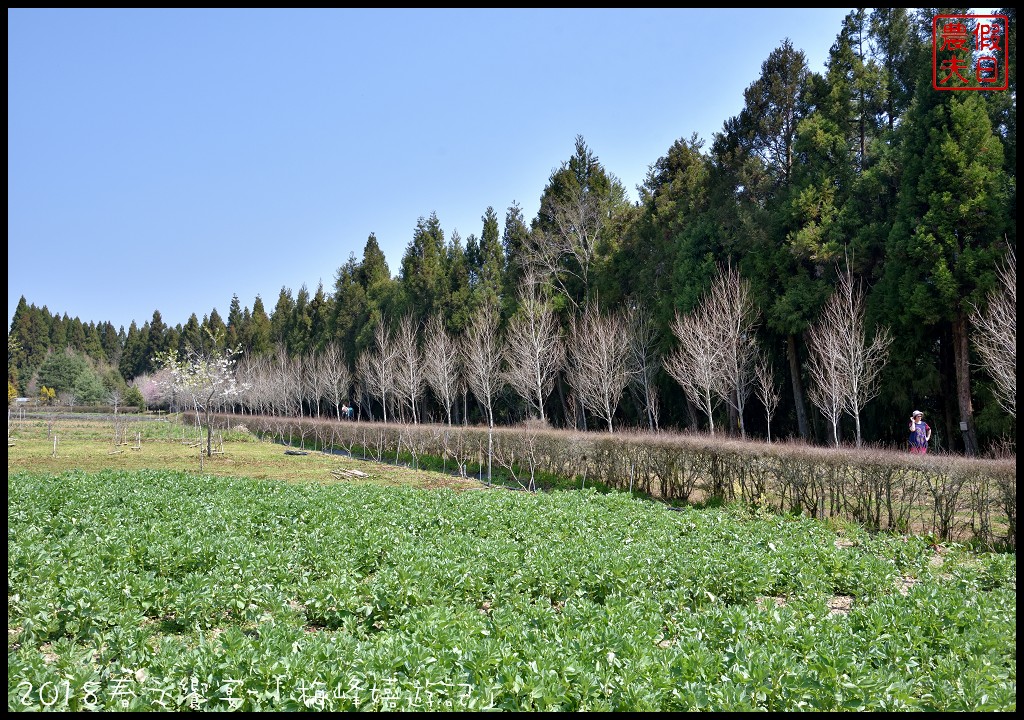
top-left (211, 413), bottom-right (1016, 549)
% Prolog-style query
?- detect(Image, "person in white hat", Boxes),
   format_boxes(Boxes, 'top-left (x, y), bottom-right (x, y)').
top-left (908, 410), bottom-right (931, 454)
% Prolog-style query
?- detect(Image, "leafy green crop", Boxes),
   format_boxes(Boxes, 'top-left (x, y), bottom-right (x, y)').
top-left (8, 470), bottom-right (1015, 711)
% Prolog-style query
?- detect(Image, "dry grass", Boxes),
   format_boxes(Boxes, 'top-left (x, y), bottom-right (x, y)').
top-left (6, 414), bottom-right (482, 491)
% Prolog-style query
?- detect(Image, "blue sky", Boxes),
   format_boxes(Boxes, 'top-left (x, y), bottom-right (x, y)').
top-left (8, 7), bottom-right (865, 333)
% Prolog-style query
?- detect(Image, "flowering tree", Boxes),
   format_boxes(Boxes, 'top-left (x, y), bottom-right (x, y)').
top-left (132, 368), bottom-right (174, 410)
top-left (157, 345), bottom-right (244, 457)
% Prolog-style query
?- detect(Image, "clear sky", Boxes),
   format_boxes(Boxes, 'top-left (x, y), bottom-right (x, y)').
top-left (8, 7), bottom-right (863, 333)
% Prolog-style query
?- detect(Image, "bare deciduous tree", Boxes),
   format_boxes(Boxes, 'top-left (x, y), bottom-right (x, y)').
top-left (503, 274), bottom-right (564, 423)
top-left (665, 297), bottom-right (726, 435)
top-left (59, 391), bottom-right (78, 410)
top-left (710, 266), bottom-right (760, 439)
top-left (627, 304), bottom-right (660, 432)
top-left (493, 418), bottom-right (547, 492)
top-left (806, 267), bottom-right (892, 447)
top-left (322, 342), bottom-right (352, 420)
top-left (423, 314), bottom-right (461, 426)
top-left (566, 301), bottom-right (633, 432)
top-left (838, 274), bottom-right (892, 447)
top-left (285, 351), bottom-right (305, 419)
top-left (971, 248), bottom-right (1016, 417)
top-left (806, 307), bottom-right (847, 447)
top-left (107, 388), bottom-right (123, 417)
top-left (523, 185), bottom-right (604, 309)
top-left (393, 314), bottom-right (425, 424)
top-left (665, 266), bottom-right (760, 437)
top-left (357, 323), bottom-right (396, 424)
top-left (264, 346), bottom-right (298, 418)
top-left (755, 352), bottom-right (781, 443)
top-left (463, 302), bottom-right (503, 482)
top-left (303, 351), bottom-right (330, 418)
top-left (811, 270), bottom-right (892, 448)
top-left (233, 353), bottom-right (258, 416)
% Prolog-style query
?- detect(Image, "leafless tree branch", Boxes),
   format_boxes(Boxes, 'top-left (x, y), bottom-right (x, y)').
top-left (503, 272), bottom-right (564, 423)
top-left (522, 184), bottom-right (606, 309)
top-left (322, 342), bottom-right (352, 420)
top-left (755, 351), bottom-right (781, 443)
top-left (971, 247), bottom-right (1016, 418)
top-left (709, 265), bottom-right (760, 439)
top-left (566, 301), bottom-right (633, 432)
top-left (423, 314), bottom-right (461, 426)
top-left (805, 267), bottom-right (891, 447)
top-left (665, 300), bottom-right (726, 435)
top-left (357, 323), bottom-right (396, 424)
top-left (626, 303), bottom-right (661, 432)
top-left (463, 302), bottom-right (504, 483)
top-left (393, 314), bottom-right (425, 424)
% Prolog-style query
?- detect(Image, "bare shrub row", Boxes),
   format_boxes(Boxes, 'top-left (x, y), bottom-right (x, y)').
top-left (214, 413), bottom-right (1016, 549)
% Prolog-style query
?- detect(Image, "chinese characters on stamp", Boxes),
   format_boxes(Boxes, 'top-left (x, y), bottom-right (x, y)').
top-left (932, 14), bottom-right (1009, 91)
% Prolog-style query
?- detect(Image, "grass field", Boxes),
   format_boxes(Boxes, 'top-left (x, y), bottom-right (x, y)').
top-left (7, 413), bottom-right (1017, 711)
top-left (6, 413), bottom-right (481, 490)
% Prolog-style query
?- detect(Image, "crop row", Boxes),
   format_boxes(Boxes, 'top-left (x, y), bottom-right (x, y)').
top-left (236, 414), bottom-right (1016, 548)
top-left (8, 470), bottom-right (1016, 711)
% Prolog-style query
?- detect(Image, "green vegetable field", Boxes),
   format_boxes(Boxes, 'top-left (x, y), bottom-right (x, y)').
top-left (7, 469), bottom-right (1015, 711)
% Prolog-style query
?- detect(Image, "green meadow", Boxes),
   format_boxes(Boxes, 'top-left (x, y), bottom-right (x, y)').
top-left (7, 416), bottom-right (1016, 710)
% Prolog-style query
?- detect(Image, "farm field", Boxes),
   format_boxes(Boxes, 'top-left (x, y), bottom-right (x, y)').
top-left (7, 416), bottom-right (1017, 710)
top-left (5, 414), bottom-right (479, 490)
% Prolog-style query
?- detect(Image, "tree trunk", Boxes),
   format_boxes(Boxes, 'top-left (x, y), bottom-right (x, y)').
top-left (685, 396), bottom-right (700, 431)
top-left (487, 406), bottom-right (494, 484)
top-left (645, 385), bottom-right (656, 431)
top-left (555, 373), bottom-right (568, 427)
top-left (787, 334), bottom-right (810, 440)
top-left (939, 324), bottom-right (958, 452)
top-left (205, 409), bottom-right (213, 457)
top-left (952, 312), bottom-right (978, 456)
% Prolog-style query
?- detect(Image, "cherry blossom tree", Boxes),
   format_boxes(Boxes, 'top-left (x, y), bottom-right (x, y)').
top-left (157, 344), bottom-right (244, 457)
